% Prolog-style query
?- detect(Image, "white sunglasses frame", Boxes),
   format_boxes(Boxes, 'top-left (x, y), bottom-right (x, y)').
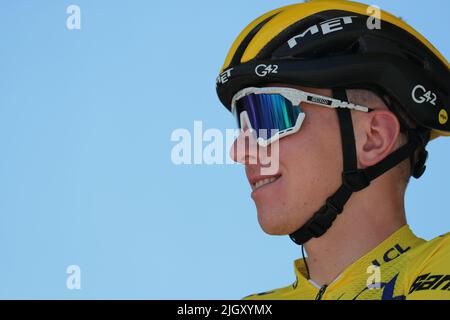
top-left (231, 87), bottom-right (371, 147)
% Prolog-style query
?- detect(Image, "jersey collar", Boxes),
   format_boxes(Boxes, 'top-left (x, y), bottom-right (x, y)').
top-left (293, 225), bottom-right (425, 289)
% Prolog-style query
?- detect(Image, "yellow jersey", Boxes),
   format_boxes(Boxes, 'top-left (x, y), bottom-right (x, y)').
top-left (243, 225), bottom-right (450, 300)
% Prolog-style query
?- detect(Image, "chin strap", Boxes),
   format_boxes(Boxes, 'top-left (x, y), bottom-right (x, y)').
top-left (289, 88), bottom-right (429, 246)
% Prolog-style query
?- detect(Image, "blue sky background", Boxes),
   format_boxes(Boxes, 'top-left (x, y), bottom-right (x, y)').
top-left (0, 0), bottom-right (449, 299)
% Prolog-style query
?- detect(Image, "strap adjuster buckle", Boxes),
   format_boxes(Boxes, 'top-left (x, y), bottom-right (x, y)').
top-left (305, 198), bottom-right (342, 238)
top-left (342, 169), bottom-right (370, 192)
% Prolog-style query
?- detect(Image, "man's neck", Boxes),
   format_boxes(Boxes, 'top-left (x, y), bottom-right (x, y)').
top-left (303, 180), bottom-right (407, 286)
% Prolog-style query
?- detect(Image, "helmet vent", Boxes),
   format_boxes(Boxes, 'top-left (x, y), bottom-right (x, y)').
top-left (229, 13), bottom-right (279, 68)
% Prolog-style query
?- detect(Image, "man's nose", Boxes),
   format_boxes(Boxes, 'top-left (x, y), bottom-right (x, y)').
top-left (229, 129), bottom-right (259, 165)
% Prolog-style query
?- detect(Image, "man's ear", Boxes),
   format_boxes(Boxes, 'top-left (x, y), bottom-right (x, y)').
top-left (357, 110), bottom-right (401, 168)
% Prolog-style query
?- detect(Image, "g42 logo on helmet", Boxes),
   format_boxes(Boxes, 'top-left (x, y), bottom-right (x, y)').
top-left (412, 85), bottom-right (437, 106)
top-left (255, 64), bottom-right (278, 77)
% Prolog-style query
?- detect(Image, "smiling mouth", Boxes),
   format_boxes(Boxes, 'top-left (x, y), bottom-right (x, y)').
top-left (252, 175), bottom-right (282, 191)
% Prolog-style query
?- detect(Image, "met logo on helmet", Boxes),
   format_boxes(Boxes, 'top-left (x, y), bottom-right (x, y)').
top-left (217, 68), bottom-right (234, 85)
top-left (288, 16), bottom-right (357, 49)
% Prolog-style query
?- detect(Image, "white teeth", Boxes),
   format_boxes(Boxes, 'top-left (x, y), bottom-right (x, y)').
top-left (254, 177), bottom-right (278, 190)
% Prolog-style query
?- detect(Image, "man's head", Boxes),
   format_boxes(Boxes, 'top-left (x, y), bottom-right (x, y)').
top-left (216, 1), bottom-right (449, 243)
top-left (231, 86), bottom-right (416, 235)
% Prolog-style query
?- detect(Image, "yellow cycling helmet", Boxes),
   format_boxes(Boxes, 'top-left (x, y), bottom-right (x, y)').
top-left (216, 0), bottom-right (450, 140)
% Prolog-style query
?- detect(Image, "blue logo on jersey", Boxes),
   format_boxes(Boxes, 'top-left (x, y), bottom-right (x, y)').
top-left (351, 274), bottom-right (406, 300)
top-left (381, 274), bottom-right (405, 300)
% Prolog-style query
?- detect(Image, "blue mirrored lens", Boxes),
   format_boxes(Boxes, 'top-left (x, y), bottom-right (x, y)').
top-left (235, 93), bottom-right (301, 140)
